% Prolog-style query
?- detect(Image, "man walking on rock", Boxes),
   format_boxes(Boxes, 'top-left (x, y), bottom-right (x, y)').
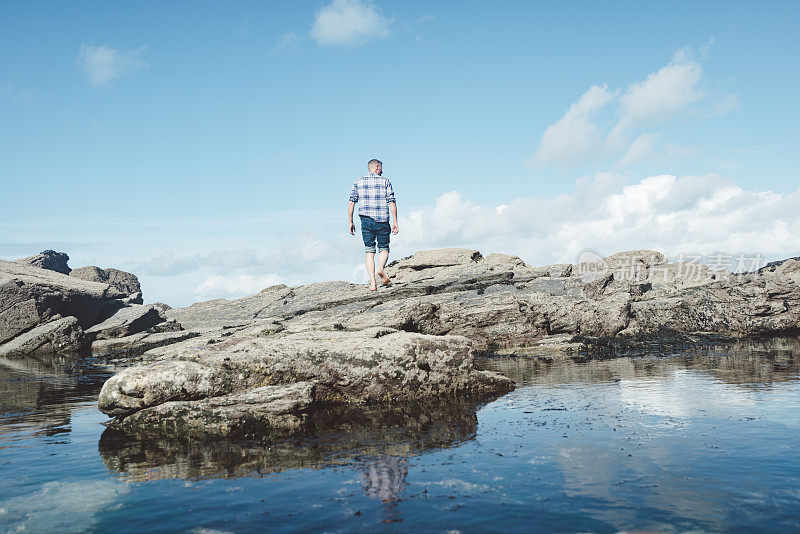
top-left (348, 159), bottom-right (399, 291)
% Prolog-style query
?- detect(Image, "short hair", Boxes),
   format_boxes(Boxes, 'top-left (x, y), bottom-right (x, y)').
top-left (368, 159), bottom-right (382, 169)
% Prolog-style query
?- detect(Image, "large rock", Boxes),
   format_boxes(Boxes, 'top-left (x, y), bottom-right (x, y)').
top-left (15, 250), bottom-right (71, 275)
top-left (106, 382), bottom-right (315, 439)
top-left (69, 266), bottom-right (141, 298)
top-left (98, 328), bottom-right (515, 436)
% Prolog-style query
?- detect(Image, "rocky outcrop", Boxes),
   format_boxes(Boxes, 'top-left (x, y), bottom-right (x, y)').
top-left (69, 266), bottom-right (142, 300)
top-left (0, 252), bottom-right (182, 358)
top-left (15, 250), bottom-right (71, 275)
top-left (87, 246), bottom-right (800, 440)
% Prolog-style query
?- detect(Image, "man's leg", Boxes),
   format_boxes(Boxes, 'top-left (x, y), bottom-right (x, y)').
top-left (376, 250), bottom-right (390, 284)
top-left (366, 252), bottom-right (377, 290)
top-left (375, 220), bottom-right (391, 285)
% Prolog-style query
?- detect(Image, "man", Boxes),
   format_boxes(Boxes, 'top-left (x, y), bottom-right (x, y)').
top-left (348, 159), bottom-right (399, 291)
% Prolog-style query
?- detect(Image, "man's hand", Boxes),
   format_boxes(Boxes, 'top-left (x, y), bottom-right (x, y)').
top-left (349, 221), bottom-right (355, 235)
top-left (392, 222), bottom-right (399, 235)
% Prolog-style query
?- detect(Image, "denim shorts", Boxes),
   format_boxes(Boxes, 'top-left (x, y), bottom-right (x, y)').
top-left (360, 215), bottom-right (390, 253)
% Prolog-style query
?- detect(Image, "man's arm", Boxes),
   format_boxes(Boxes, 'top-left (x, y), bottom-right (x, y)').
top-left (390, 202), bottom-right (398, 234)
top-left (348, 201), bottom-right (356, 235)
top-left (386, 179), bottom-right (399, 234)
top-left (348, 181), bottom-right (359, 235)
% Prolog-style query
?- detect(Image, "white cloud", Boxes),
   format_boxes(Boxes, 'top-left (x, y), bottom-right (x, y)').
top-left (530, 84), bottom-right (617, 167)
top-left (78, 44), bottom-right (148, 86)
top-left (195, 273), bottom-right (284, 298)
top-left (618, 57), bottom-right (704, 127)
top-left (530, 44), bottom-right (735, 169)
top-left (311, 0), bottom-right (390, 47)
top-left (393, 173), bottom-right (800, 267)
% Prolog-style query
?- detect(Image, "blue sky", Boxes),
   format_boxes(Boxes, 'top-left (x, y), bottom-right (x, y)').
top-left (2, 1), bottom-right (799, 305)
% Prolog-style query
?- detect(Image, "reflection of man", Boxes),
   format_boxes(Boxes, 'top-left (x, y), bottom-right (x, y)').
top-left (348, 159), bottom-right (399, 291)
top-left (360, 455), bottom-right (408, 502)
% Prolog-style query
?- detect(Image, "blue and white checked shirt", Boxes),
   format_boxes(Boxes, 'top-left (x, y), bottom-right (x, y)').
top-left (349, 172), bottom-right (396, 222)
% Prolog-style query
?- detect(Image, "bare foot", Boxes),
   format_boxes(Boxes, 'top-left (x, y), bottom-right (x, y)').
top-left (376, 270), bottom-right (390, 285)
top-left (369, 282), bottom-right (377, 291)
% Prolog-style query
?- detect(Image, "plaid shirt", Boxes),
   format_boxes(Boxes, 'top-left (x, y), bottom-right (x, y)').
top-left (349, 172), bottom-right (396, 222)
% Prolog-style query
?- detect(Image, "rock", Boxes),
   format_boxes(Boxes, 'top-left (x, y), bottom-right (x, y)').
top-left (91, 330), bottom-right (199, 358)
top-left (98, 328), bottom-right (514, 426)
top-left (99, 359), bottom-right (230, 417)
top-left (84, 304), bottom-right (165, 341)
top-left (0, 259), bottom-right (126, 343)
top-left (391, 248), bottom-right (483, 270)
top-left (95, 246), bottom-right (800, 440)
top-left (15, 250), bottom-right (71, 275)
top-left (106, 382), bottom-right (315, 439)
top-left (69, 266), bottom-right (141, 298)
top-left (0, 316), bottom-right (82, 357)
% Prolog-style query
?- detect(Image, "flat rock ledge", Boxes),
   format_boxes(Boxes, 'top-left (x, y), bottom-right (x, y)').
top-left (98, 328), bottom-right (514, 439)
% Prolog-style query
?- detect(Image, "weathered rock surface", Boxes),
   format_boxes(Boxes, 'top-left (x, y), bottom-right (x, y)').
top-left (84, 304), bottom-right (163, 341)
top-left (69, 266), bottom-right (142, 299)
top-left (98, 328), bottom-right (514, 428)
top-left (91, 331), bottom-right (198, 358)
top-left (0, 251), bottom-right (182, 358)
top-left (106, 382), bottom-right (315, 439)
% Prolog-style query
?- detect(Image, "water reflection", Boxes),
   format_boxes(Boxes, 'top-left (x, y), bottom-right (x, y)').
top-left (98, 396), bottom-right (490, 482)
top-left (0, 353), bottom-right (110, 437)
top-left (477, 336), bottom-right (800, 388)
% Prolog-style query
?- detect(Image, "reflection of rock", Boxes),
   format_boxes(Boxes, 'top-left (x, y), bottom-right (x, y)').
top-left (0, 352), bottom-right (110, 436)
top-left (97, 396), bottom-right (485, 480)
top-left (478, 336), bottom-right (800, 389)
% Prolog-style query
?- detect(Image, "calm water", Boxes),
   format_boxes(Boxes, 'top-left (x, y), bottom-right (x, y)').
top-left (1, 339), bottom-right (799, 533)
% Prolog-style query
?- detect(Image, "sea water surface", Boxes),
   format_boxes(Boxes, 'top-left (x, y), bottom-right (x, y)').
top-left (1, 339), bottom-right (799, 533)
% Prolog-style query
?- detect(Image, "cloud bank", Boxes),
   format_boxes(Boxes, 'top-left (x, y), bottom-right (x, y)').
top-left (397, 173), bottom-right (799, 267)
